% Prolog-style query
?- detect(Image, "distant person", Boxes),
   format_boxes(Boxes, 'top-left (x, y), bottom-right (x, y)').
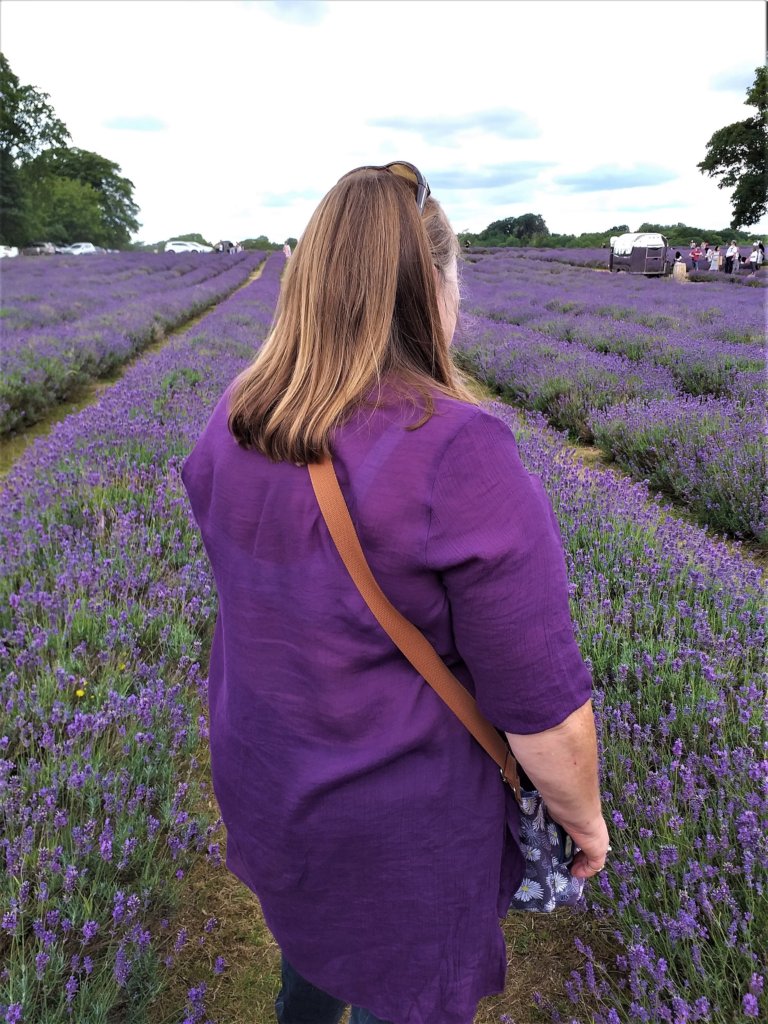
top-left (689, 241), bottom-right (701, 271)
top-left (708, 245), bottom-right (720, 272)
top-left (671, 250), bottom-right (687, 281)
top-left (725, 240), bottom-right (739, 274)
top-left (283, 242), bottom-right (292, 259)
top-left (748, 243), bottom-right (763, 275)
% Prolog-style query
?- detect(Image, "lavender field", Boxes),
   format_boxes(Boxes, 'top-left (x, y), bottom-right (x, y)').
top-left (0, 252), bottom-right (266, 437)
top-left (456, 251), bottom-right (767, 542)
top-left (1, 252), bottom-right (766, 1024)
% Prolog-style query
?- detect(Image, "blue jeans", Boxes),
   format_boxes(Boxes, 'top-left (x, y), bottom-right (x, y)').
top-left (275, 955), bottom-right (391, 1024)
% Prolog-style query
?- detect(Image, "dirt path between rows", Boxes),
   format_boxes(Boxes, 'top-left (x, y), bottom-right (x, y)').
top-left (0, 259), bottom-right (267, 481)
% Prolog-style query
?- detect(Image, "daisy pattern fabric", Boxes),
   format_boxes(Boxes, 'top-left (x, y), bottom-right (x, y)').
top-left (510, 784), bottom-right (586, 912)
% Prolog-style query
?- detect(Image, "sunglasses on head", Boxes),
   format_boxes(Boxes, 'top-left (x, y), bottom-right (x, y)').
top-left (342, 160), bottom-right (431, 214)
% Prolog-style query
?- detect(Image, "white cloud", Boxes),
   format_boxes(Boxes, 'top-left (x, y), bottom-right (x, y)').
top-left (103, 116), bottom-right (167, 132)
top-left (554, 165), bottom-right (678, 193)
top-left (2, 0), bottom-right (766, 242)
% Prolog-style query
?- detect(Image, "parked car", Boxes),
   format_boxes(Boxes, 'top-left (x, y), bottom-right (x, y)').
top-left (22, 241), bottom-right (56, 255)
top-left (0, 245), bottom-right (19, 258)
top-left (67, 242), bottom-right (98, 255)
top-left (165, 240), bottom-right (212, 254)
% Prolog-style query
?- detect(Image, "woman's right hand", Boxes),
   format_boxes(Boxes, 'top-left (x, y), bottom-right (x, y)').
top-left (506, 700), bottom-right (610, 879)
top-left (566, 817), bottom-right (611, 879)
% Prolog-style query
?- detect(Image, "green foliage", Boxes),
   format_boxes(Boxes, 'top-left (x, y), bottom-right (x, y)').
top-left (481, 216), bottom-right (518, 239)
top-left (0, 52), bottom-right (69, 161)
top-left (698, 66), bottom-right (768, 228)
top-left (461, 218), bottom-right (758, 251)
top-left (463, 212), bottom-right (550, 248)
top-left (170, 232), bottom-right (211, 246)
top-left (0, 53), bottom-right (70, 244)
top-left (0, 54), bottom-right (140, 247)
top-left (22, 147), bottom-right (140, 247)
top-left (0, 148), bottom-right (27, 243)
top-left (21, 175), bottom-right (104, 245)
top-left (512, 212), bottom-right (549, 241)
top-left (240, 235), bottom-right (280, 250)
top-left (637, 222), bottom-right (755, 247)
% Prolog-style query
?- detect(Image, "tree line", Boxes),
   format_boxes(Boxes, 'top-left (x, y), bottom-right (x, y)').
top-left (0, 53), bottom-right (140, 248)
top-left (458, 218), bottom-right (758, 250)
top-left (130, 234), bottom-right (299, 252)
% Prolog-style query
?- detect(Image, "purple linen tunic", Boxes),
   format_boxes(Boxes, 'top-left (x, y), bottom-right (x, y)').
top-left (182, 388), bottom-right (592, 1024)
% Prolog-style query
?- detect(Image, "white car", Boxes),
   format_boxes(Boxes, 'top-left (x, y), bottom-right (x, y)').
top-left (165, 240), bottom-right (212, 254)
top-left (0, 245), bottom-right (19, 258)
top-left (67, 242), bottom-right (98, 255)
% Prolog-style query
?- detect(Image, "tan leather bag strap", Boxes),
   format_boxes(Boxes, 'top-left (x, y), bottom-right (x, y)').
top-left (308, 456), bottom-right (522, 801)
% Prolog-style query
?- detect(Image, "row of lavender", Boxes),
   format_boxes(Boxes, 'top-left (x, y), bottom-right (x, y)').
top-left (0, 252), bottom-right (266, 437)
top-left (0, 254), bottom-right (284, 1023)
top-left (509, 405), bottom-right (766, 1024)
top-left (456, 252), bottom-right (766, 541)
top-left (1, 252), bottom-right (764, 1022)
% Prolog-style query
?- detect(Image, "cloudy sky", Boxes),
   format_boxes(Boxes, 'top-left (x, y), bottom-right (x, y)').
top-left (3, 0), bottom-right (765, 244)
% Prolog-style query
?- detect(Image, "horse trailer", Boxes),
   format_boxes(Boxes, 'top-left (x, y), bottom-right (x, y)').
top-left (609, 232), bottom-right (671, 276)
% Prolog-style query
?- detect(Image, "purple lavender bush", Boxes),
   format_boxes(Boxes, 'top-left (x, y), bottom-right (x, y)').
top-left (455, 314), bottom-right (677, 441)
top-left (0, 252), bottom-right (265, 436)
top-left (501, 403), bottom-right (766, 1024)
top-left (590, 397), bottom-right (767, 542)
top-left (457, 252), bottom-right (766, 539)
top-left (0, 255), bottom-right (283, 1022)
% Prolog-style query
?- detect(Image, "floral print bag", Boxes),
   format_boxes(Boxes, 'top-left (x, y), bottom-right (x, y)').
top-left (510, 769), bottom-right (585, 911)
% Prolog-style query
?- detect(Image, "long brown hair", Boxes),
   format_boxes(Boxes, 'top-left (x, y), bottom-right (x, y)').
top-left (228, 167), bottom-right (476, 463)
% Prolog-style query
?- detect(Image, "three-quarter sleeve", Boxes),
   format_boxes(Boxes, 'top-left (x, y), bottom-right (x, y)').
top-left (425, 410), bottom-right (592, 734)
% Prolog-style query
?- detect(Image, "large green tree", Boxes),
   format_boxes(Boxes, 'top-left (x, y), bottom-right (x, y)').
top-left (22, 176), bottom-right (104, 245)
top-left (0, 52), bottom-right (70, 243)
top-left (511, 213), bottom-right (549, 243)
top-left (481, 216), bottom-right (517, 239)
top-left (22, 147), bottom-right (140, 247)
top-left (697, 65), bottom-right (767, 228)
top-left (0, 53), bottom-right (69, 160)
top-left (474, 213), bottom-right (549, 246)
top-left (1, 53), bottom-right (141, 246)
